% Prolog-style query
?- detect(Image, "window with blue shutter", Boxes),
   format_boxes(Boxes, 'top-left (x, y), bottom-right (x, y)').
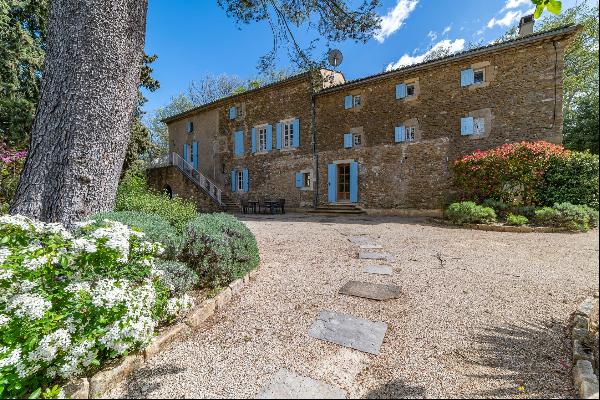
top-left (242, 169), bottom-right (249, 192)
top-left (295, 172), bottom-right (303, 188)
top-left (292, 118), bottom-right (300, 148)
top-left (275, 122), bottom-right (282, 150)
top-left (234, 130), bottom-right (244, 156)
top-left (231, 170), bottom-right (237, 192)
top-left (396, 83), bottom-right (407, 99)
top-left (183, 143), bottom-right (188, 161)
top-left (186, 121), bottom-right (193, 133)
top-left (266, 124), bottom-right (273, 151)
top-left (394, 126), bottom-right (406, 142)
top-left (349, 161), bottom-right (359, 204)
top-left (192, 141), bottom-right (198, 169)
top-left (251, 128), bottom-right (257, 153)
top-left (327, 164), bottom-right (337, 203)
top-left (344, 95), bottom-right (353, 109)
top-left (229, 107), bottom-right (237, 120)
top-left (461, 68), bottom-right (474, 87)
top-left (344, 133), bottom-right (353, 148)
top-left (461, 117), bottom-right (474, 135)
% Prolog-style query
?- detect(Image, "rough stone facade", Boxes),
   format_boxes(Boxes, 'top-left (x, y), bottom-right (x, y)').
top-left (156, 26), bottom-right (578, 212)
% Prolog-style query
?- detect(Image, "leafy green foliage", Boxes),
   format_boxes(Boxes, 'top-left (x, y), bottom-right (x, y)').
top-left (536, 152), bottom-right (599, 209)
top-left (444, 202), bottom-right (497, 225)
top-left (0, 215), bottom-right (197, 398)
top-left (155, 260), bottom-right (200, 296)
top-left (0, 143), bottom-right (26, 206)
top-left (506, 214), bottom-right (529, 226)
top-left (181, 213), bottom-right (259, 288)
top-left (532, 0), bottom-right (562, 19)
top-left (534, 202), bottom-right (597, 231)
top-left (89, 211), bottom-right (183, 260)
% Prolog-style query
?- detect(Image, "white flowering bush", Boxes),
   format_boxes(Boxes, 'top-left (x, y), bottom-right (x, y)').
top-left (0, 215), bottom-right (193, 398)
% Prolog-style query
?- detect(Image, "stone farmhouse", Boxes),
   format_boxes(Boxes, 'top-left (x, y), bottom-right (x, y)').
top-left (148, 22), bottom-right (580, 215)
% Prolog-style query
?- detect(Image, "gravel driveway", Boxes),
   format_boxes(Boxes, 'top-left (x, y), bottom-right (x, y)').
top-left (108, 214), bottom-right (599, 399)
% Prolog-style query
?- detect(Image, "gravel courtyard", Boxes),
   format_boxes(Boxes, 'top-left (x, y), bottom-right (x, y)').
top-left (108, 214), bottom-right (599, 399)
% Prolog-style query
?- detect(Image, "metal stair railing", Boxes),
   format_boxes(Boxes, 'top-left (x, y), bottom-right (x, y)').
top-left (150, 152), bottom-right (223, 206)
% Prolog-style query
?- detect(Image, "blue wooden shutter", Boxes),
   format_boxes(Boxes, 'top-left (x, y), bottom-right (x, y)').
top-left (266, 124), bottom-right (273, 151)
top-left (234, 130), bottom-right (244, 156)
top-left (275, 122), bottom-right (282, 150)
top-left (231, 170), bottom-right (237, 192)
top-left (292, 118), bottom-right (300, 148)
top-left (192, 141), bottom-right (198, 169)
top-left (461, 68), bottom-right (474, 87)
top-left (344, 133), bottom-right (353, 148)
top-left (251, 128), bottom-right (257, 153)
top-left (327, 164), bottom-right (337, 203)
top-left (350, 161), bottom-right (359, 203)
top-left (461, 117), bottom-right (474, 135)
top-left (396, 83), bottom-right (407, 99)
top-left (229, 107), bottom-right (237, 120)
top-left (295, 172), bottom-right (303, 188)
top-left (183, 143), bottom-right (188, 161)
top-left (344, 95), bottom-right (353, 109)
top-left (395, 126), bottom-right (406, 142)
top-left (242, 169), bottom-right (249, 192)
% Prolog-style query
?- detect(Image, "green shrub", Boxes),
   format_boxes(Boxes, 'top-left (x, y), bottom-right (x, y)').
top-left (444, 202), bottom-right (497, 224)
top-left (506, 214), bottom-right (529, 226)
top-left (534, 206), bottom-right (559, 225)
top-left (181, 213), bottom-right (259, 288)
top-left (482, 198), bottom-right (510, 217)
top-left (534, 203), bottom-right (595, 232)
top-left (155, 260), bottom-right (199, 295)
top-left (585, 206), bottom-right (599, 228)
top-left (90, 211), bottom-right (183, 260)
top-left (0, 202), bottom-right (8, 214)
top-left (115, 173), bottom-right (197, 232)
top-left (537, 152), bottom-right (599, 210)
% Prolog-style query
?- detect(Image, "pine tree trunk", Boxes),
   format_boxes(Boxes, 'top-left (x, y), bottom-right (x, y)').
top-left (10, 0), bottom-right (148, 227)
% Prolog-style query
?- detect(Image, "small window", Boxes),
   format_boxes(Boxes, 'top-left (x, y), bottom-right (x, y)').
top-left (237, 170), bottom-right (244, 192)
top-left (406, 84), bottom-right (416, 97)
top-left (222, 163), bottom-right (226, 174)
top-left (186, 121), bottom-right (193, 133)
top-left (473, 68), bottom-right (485, 84)
top-left (303, 172), bottom-right (311, 188)
top-left (258, 126), bottom-right (267, 152)
top-left (353, 95), bottom-right (361, 108)
top-left (474, 118), bottom-right (485, 134)
top-left (353, 133), bottom-right (362, 146)
top-left (406, 126), bottom-right (416, 142)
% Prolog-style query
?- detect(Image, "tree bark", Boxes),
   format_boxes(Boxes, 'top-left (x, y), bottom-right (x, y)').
top-left (10, 0), bottom-right (148, 227)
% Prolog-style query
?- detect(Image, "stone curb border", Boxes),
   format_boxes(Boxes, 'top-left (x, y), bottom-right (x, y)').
top-left (572, 296), bottom-right (599, 399)
top-left (429, 218), bottom-right (570, 233)
top-left (64, 267), bottom-right (261, 399)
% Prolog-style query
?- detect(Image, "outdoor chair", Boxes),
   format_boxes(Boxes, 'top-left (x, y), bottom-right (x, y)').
top-left (241, 199), bottom-right (250, 214)
top-left (275, 198), bottom-right (286, 214)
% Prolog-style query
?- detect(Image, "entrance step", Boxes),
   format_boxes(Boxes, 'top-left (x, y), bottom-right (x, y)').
top-left (307, 204), bottom-right (366, 215)
top-left (257, 369), bottom-right (347, 399)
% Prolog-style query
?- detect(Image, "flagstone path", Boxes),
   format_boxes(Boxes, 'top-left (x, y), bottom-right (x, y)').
top-left (107, 214), bottom-right (599, 399)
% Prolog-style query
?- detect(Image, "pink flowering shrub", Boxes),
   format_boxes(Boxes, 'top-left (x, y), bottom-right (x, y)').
top-left (452, 141), bottom-right (569, 205)
top-left (0, 143), bottom-right (28, 207)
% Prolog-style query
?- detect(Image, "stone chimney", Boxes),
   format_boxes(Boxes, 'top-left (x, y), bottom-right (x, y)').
top-left (518, 14), bottom-right (535, 37)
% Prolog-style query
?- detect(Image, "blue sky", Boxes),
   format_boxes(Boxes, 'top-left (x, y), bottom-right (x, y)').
top-left (143, 0), bottom-right (583, 114)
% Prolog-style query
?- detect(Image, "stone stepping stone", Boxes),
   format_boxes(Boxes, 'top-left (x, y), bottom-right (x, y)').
top-left (358, 251), bottom-right (395, 262)
top-left (257, 369), bottom-right (347, 399)
top-left (339, 280), bottom-right (402, 301)
top-left (362, 265), bottom-right (393, 276)
top-left (308, 310), bottom-right (388, 355)
top-left (359, 243), bottom-right (383, 250)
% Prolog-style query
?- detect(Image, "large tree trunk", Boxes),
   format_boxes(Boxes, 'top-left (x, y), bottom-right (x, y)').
top-left (10, 0), bottom-right (148, 227)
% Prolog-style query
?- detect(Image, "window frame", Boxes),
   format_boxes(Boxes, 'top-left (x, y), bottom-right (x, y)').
top-left (406, 84), bottom-right (416, 98)
top-left (353, 95), bottom-right (361, 108)
top-left (473, 117), bottom-right (485, 135)
top-left (353, 133), bottom-right (362, 146)
top-left (237, 170), bottom-right (244, 192)
top-left (303, 172), bottom-right (311, 188)
top-left (280, 118), bottom-right (295, 150)
top-left (405, 126), bottom-right (417, 142)
top-left (473, 68), bottom-right (486, 85)
top-left (256, 125), bottom-right (268, 152)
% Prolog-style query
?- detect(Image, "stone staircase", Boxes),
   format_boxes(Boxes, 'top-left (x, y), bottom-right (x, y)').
top-left (221, 193), bottom-right (240, 213)
top-left (306, 204), bottom-right (366, 216)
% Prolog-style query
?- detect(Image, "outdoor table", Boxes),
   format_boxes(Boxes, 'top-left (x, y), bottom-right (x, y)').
top-left (248, 200), bottom-right (258, 214)
top-left (264, 200), bottom-right (279, 214)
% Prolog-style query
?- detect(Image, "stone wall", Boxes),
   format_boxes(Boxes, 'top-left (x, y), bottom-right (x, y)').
top-left (147, 166), bottom-right (223, 213)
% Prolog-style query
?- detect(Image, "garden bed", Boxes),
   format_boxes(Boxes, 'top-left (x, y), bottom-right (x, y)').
top-left (430, 218), bottom-right (571, 233)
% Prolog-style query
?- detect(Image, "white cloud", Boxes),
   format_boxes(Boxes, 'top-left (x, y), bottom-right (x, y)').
top-left (427, 30), bottom-right (437, 41)
top-left (386, 38), bottom-right (465, 70)
top-left (503, 0), bottom-right (531, 10)
top-left (487, 10), bottom-right (521, 28)
top-left (374, 0), bottom-right (419, 43)
top-left (442, 25), bottom-right (452, 35)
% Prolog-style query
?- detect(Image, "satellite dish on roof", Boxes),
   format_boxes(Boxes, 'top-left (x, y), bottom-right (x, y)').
top-left (328, 49), bottom-right (343, 68)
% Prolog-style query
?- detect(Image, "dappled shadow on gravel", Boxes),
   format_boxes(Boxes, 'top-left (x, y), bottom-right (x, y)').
top-left (236, 213), bottom-right (430, 226)
top-left (121, 364), bottom-right (186, 399)
top-left (362, 378), bottom-right (426, 399)
top-left (464, 320), bottom-right (574, 398)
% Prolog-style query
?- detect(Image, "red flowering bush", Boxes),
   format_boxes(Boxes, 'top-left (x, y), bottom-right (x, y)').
top-left (1, 143), bottom-right (28, 208)
top-left (453, 141), bottom-right (569, 205)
